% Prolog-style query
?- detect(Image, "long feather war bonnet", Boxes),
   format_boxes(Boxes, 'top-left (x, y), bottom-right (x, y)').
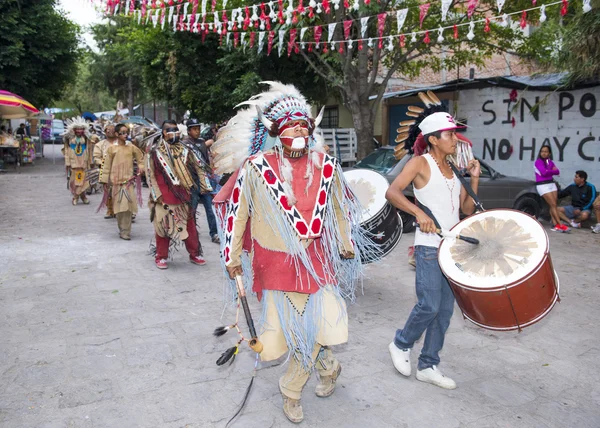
top-left (211, 81), bottom-right (325, 175)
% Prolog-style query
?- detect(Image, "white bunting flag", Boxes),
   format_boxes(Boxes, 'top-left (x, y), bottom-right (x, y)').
top-left (258, 31), bottom-right (266, 53)
top-left (437, 27), bottom-right (444, 42)
top-left (226, 33), bottom-right (232, 49)
top-left (137, 10), bottom-right (142, 25)
top-left (583, 0), bottom-right (592, 12)
top-left (241, 32), bottom-right (247, 52)
top-left (496, 0), bottom-right (506, 12)
top-left (300, 27), bottom-right (307, 49)
top-left (173, 15), bottom-right (178, 31)
top-left (183, 3), bottom-right (189, 20)
top-left (360, 17), bottom-right (369, 38)
top-left (126, 0), bottom-right (131, 15)
top-left (396, 9), bottom-right (408, 33)
top-left (467, 21), bottom-right (475, 40)
top-left (201, 0), bottom-right (207, 17)
top-left (223, 0), bottom-right (229, 9)
top-left (152, 13), bottom-right (158, 27)
top-left (328, 23), bottom-right (336, 43)
top-left (278, 30), bottom-right (286, 57)
top-left (441, 0), bottom-right (452, 21)
top-left (168, 6), bottom-right (175, 24)
top-left (353, 0), bottom-right (359, 10)
top-left (540, 4), bottom-right (547, 22)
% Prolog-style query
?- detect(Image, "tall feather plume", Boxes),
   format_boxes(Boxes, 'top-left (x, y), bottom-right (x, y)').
top-left (394, 91), bottom-right (448, 155)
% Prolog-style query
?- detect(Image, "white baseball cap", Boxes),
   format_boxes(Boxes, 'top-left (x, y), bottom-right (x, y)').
top-left (418, 112), bottom-right (464, 135)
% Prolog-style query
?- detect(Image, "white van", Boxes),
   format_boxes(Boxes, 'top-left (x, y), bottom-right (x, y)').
top-left (50, 119), bottom-right (65, 144)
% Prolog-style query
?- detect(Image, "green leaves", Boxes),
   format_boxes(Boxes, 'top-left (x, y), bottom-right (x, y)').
top-left (0, 0), bottom-right (80, 107)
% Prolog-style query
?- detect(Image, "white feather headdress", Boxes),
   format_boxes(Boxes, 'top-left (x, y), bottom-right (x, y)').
top-left (211, 81), bottom-right (323, 175)
top-left (62, 116), bottom-right (90, 139)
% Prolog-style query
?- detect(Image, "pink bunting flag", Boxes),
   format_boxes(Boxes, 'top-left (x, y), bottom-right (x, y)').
top-left (419, 4), bottom-right (430, 28)
top-left (267, 31), bottom-right (275, 55)
top-left (377, 13), bottom-right (386, 48)
top-left (343, 20), bottom-right (352, 40)
top-left (467, 0), bottom-right (478, 18)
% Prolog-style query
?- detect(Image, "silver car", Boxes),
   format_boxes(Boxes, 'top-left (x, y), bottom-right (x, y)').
top-left (351, 146), bottom-right (544, 232)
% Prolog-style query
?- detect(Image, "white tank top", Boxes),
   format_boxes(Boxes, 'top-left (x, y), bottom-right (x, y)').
top-left (414, 154), bottom-right (462, 247)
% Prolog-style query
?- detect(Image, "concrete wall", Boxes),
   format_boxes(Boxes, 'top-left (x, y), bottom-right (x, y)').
top-left (452, 86), bottom-right (600, 187)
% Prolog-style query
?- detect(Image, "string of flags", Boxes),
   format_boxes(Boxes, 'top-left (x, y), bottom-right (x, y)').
top-left (100, 0), bottom-right (591, 56)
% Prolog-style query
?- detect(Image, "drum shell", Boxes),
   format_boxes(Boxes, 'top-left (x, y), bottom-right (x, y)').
top-left (359, 202), bottom-right (403, 264)
top-left (445, 243), bottom-right (559, 331)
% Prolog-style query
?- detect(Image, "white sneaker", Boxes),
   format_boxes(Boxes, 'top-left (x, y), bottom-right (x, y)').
top-left (570, 221), bottom-right (581, 229)
top-left (416, 365), bottom-right (457, 389)
top-left (592, 224), bottom-right (600, 234)
top-left (389, 342), bottom-right (411, 377)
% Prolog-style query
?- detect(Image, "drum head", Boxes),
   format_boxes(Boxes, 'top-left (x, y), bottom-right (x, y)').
top-left (343, 169), bottom-right (389, 223)
top-left (438, 210), bottom-right (549, 290)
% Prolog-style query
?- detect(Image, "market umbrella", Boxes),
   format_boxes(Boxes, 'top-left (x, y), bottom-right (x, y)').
top-left (0, 90), bottom-right (39, 119)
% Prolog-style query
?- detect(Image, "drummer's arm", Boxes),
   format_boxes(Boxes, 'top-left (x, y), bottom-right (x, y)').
top-left (460, 159), bottom-right (481, 215)
top-left (386, 157), bottom-right (436, 234)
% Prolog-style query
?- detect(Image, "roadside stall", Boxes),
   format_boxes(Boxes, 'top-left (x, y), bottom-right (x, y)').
top-left (0, 90), bottom-right (39, 171)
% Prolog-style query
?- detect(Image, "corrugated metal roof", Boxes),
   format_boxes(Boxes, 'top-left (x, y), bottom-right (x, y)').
top-left (374, 73), bottom-right (599, 101)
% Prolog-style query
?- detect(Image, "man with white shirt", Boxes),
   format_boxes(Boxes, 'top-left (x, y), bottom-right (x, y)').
top-left (385, 112), bottom-right (480, 389)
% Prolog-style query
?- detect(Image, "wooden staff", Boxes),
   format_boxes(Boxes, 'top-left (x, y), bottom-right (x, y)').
top-left (235, 275), bottom-right (263, 353)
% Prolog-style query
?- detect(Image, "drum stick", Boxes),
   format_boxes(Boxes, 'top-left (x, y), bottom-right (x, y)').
top-left (414, 223), bottom-right (480, 245)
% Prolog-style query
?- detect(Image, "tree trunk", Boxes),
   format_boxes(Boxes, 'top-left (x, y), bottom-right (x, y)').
top-left (343, 82), bottom-right (377, 161)
top-left (127, 75), bottom-right (134, 115)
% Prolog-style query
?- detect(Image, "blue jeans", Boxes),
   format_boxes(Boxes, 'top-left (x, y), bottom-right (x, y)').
top-left (394, 245), bottom-right (455, 370)
top-left (199, 193), bottom-right (218, 238)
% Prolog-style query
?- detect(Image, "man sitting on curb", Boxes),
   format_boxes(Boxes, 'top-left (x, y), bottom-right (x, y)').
top-left (558, 170), bottom-right (596, 229)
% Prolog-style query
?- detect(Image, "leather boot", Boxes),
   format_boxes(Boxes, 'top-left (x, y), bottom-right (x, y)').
top-left (315, 363), bottom-right (342, 398)
top-left (281, 393), bottom-right (304, 423)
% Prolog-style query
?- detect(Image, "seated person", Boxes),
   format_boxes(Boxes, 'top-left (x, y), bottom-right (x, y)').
top-left (558, 170), bottom-right (596, 228)
top-left (592, 196), bottom-right (600, 234)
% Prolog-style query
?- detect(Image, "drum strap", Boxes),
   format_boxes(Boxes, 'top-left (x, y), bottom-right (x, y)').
top-left (415, 202), bottom-right (444, 240)
top-left (448, 162), bottom-right (484, 212)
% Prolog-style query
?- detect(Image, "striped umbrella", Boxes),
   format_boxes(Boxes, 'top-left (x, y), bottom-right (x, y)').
top-left (0, 90), bottom-right (39, 119)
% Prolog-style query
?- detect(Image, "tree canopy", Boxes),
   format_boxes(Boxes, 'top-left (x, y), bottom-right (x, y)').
top-left (89, 16), bottom-right (331, 123)
top-left (0, 0), bottom-right (80, 108)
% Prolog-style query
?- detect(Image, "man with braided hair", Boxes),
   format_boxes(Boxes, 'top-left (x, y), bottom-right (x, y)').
top-left (147, 120), bottom-right (212, 269)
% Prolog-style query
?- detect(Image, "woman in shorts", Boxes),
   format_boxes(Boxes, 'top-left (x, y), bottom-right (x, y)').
top-left (534, 145), bottom-right (566, 232)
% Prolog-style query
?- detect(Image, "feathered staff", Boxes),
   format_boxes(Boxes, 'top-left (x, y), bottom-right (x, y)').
top-left (213, 275), bottom-right (264, 427)
top-left (213, 275), bottom-right (263, 365)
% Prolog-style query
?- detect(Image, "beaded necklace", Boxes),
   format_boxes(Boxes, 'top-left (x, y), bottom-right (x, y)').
top-left (431, 155), bottom-right (456, 213)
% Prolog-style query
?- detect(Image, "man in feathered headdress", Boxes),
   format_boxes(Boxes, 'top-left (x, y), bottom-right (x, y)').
top-left (146, 120), bottom-right (212, 269)
top-left (212, 82), bottom-right (377, 423)
top-left (63, 117), bottom-right (93, 205)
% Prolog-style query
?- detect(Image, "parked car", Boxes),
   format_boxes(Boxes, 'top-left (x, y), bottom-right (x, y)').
top-left (46, 119), bottom-right (65, 144)
top-left (351, 146), bottom-right (545, 232)
top-left (119, 116), bottom-right (160, 129)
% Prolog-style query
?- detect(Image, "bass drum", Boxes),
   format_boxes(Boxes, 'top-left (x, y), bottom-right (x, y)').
top-left (343, 169), bottom-right (403, 263)
top-left (438, 209), bottom-right (560, 331)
